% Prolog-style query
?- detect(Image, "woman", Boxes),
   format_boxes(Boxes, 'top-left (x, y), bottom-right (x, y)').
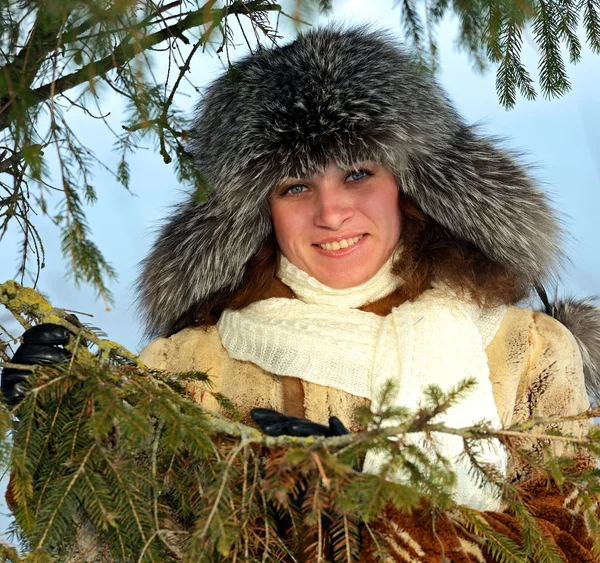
top-left (136, 27), bottom-right (600, 561)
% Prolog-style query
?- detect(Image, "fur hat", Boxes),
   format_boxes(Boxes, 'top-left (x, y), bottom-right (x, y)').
top-left (137, 26), bottom-right (598, 396)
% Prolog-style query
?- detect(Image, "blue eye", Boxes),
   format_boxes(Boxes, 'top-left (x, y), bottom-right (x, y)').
top-left (347, 169), bottom-right (372, 181)
top-left (282, 184), bottom-right (308, 196)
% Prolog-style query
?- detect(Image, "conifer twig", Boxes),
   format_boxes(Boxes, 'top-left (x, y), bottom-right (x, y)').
top-left (0, 362), bottom-right (35, 371)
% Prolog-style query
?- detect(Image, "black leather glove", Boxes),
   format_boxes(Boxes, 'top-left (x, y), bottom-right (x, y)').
top-left (252, 408), bottom-right (356, 559)
top-left (250, 408), bottom-right (350, 437)
top-left (1, 324), bottom-right (72, 406)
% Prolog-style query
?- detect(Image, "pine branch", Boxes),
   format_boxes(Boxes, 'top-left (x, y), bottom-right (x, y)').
top-left (452, 0), bottom-right (490, 72)
top-left (0, 4), bottom-right (73, 117)
top-left (495, 17), bottom-right (536, 109)
top-left (0, 0), bottom-right (282, 133)
top-left (35, 444), bottom-right (97, 549)
top-left (2, 283), bottom-right (600, 560)
top-left (0, 280), bottom-right (138, 362)
top-left (395, 0), bottom-right (427, 67)
top-left (584, 0), bottom-right (600, 53)
top-left (2, 278), bottom-right (598, 450)
top-left (511, 498), bottom-right (565, 563)
top-left (0, 145), bottom-right (42, 172)
top-left (395, 0), bottom-right (598, 107)
top-left (533, 0), bottom-right (571, 99)
top-left (1, 1), bottom-right (289, 304)
top-left (457, 507), bottom-right (525, 562)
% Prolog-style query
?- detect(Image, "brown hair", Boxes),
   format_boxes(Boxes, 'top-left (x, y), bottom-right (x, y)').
top-left (169, 195), bottom-right (528, 334)
top-left (381, 195), bottom-right (528, 312)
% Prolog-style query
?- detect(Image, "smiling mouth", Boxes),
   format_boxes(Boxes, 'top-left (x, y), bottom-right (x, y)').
top-left (316, 235), bottom-right (364, 251)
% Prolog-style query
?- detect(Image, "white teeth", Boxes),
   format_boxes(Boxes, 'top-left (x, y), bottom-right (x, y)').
top-left (319, 235), bottom-right (363, 250)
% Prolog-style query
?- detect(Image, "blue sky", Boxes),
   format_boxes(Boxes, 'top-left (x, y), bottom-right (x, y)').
top-left (0, 0), bottom-right (598, 543)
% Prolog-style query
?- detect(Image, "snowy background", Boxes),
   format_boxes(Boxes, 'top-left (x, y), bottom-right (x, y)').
top-left (1, 0), bottom-right (598, 543)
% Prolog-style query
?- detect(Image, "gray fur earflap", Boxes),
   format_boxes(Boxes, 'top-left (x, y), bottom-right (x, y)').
top-left (138, 26), bottom-right (563, 337)
top-left (546, 297), bottom-right (600, 401)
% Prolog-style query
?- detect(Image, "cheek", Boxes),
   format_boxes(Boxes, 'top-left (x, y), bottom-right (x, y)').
top-left (366, 188), bottom-right (402, 245)
top-left (270, 200), bottom-right (302, 254)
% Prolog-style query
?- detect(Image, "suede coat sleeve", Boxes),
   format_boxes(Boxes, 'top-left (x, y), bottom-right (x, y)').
top-left (139, 306), bottom-right (596, 562)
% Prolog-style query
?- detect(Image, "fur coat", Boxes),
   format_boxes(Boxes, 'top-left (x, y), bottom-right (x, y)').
top-left (140, 303), bottom-right (597, 562)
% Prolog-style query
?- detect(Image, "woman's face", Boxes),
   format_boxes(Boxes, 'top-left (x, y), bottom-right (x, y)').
top-left (270, 161), bottom-right (401, 288)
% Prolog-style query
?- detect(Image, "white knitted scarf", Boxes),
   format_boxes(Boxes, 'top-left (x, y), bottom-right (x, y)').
top-left (218, 256), bottom-right (508, 510)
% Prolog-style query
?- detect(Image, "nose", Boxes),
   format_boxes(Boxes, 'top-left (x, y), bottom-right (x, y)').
top-left (314, 185), bottom-right (354, 230)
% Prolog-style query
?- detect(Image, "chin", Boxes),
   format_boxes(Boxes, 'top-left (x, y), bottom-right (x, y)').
top-left (315, 269), bottom-right (376, 289)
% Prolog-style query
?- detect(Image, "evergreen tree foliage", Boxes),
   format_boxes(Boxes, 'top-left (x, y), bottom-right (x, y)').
top-left (1, 281), bottom-right (600, 561)
top-left (400, 0), bottom-right (600, 108)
